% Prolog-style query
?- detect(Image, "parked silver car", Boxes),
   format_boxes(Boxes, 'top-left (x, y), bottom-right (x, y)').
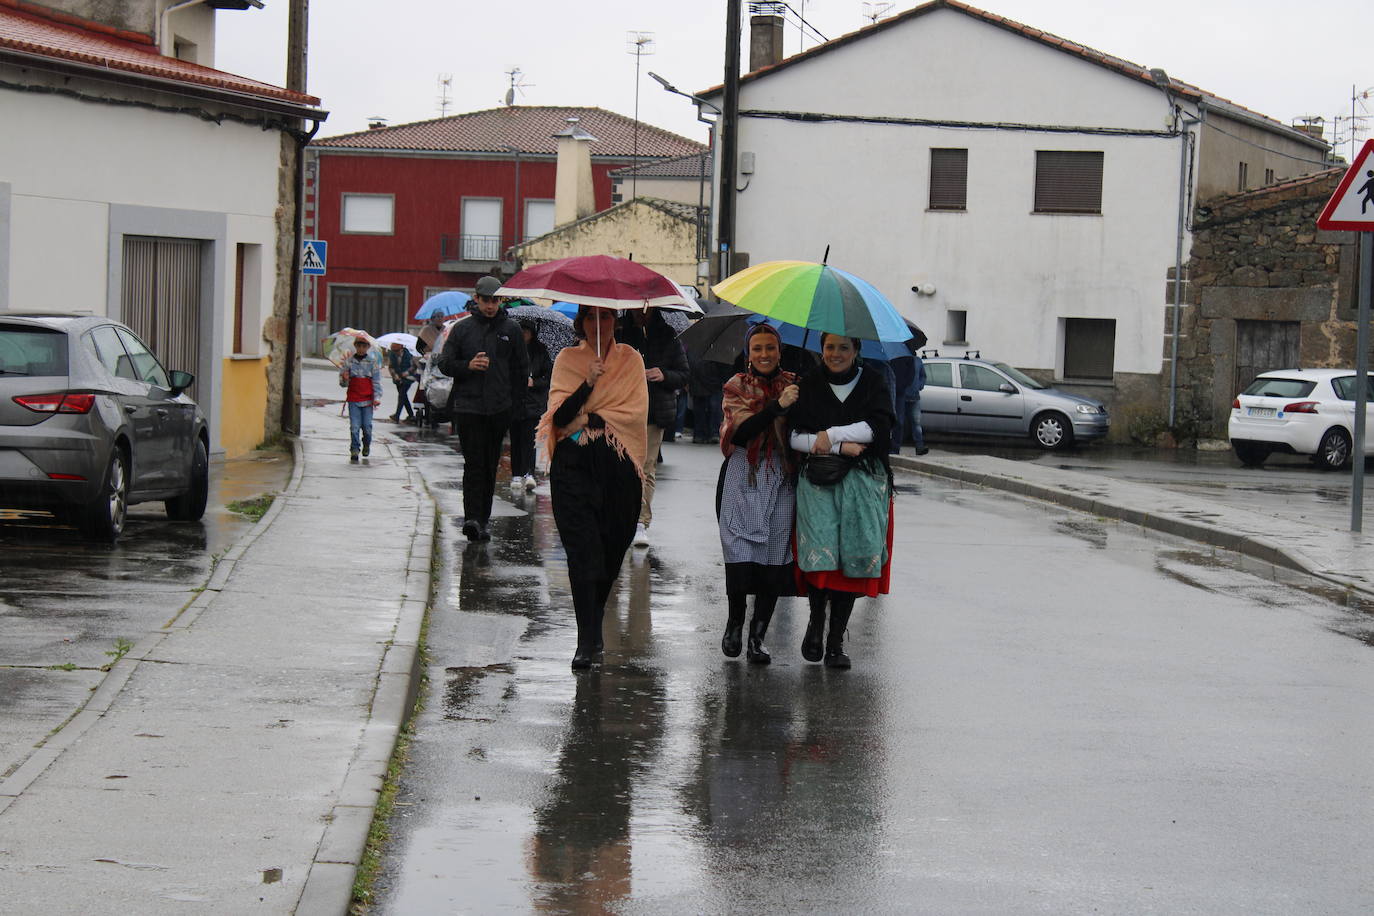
top-left (0, 314), bottom-right (209, 541)
top-left (920, 353), bottom-right (1110, 449)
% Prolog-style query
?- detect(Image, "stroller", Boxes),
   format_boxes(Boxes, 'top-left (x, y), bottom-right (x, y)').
top-left (414, 354), bottom-right (453, 430)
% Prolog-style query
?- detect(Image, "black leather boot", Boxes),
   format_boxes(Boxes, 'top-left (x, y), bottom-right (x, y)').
top-left (824, 595), bottom-right (856, 669)
top-left (801, 591), bottom-right (827, 663)
top-left (721, 593), bottom-right (746, 658)
top-left (570, 579), bottom-right (601, 670)
top-left (746, 595), bottom-right (778, 664)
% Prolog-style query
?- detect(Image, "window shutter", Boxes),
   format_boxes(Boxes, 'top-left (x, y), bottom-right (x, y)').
top-left (1034, 151), bottom-right (1103, 213)
top-left (929, 148), bottom-right (968, 210)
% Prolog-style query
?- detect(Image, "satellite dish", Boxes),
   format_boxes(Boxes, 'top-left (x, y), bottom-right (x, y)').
top-left (505, 87), bottom-right (515, 106)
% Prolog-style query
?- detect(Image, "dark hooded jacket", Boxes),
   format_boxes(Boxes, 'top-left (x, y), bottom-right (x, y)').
top-left (619, 311), bottom-right (690, 428)
top-left (436, 308), bottom-right (529, 418)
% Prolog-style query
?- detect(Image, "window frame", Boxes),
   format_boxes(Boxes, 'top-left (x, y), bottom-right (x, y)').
top-left (1033, 150), bottom-right (1104, 215)
top-left (340, 193), bottom-right (396, 236)
top-left (928, 147), bottom-right (968, 211)
top-left (1061, 317), bottom-right (1116, 382)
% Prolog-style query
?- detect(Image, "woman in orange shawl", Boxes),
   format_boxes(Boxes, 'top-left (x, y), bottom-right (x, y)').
top-left (538, 306), bottom-right (648, 670)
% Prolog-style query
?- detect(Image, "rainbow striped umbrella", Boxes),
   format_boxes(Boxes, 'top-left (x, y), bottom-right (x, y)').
top-left (712, 260), bottom-right (911, 344)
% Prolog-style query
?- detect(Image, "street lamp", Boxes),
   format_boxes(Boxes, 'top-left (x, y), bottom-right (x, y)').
top-left (649, 71), bottom-right (721, 282)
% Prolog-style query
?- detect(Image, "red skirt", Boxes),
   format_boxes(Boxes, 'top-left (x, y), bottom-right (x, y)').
top-left (796, 499), bottom-right (894, 598)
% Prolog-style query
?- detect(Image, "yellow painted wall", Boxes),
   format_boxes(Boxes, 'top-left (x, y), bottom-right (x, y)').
top-left (219, 357), bottom-right (270, 458)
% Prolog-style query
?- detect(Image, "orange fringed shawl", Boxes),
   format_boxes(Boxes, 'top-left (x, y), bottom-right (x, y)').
top-left (537, 340), bottom-right (649, 478)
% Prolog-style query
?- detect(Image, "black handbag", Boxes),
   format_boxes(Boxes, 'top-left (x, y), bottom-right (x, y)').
top-left (804, 454), bottom-right (855, 486)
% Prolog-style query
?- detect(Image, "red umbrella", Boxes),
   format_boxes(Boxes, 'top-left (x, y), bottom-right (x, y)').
top-left (496, 255), bottom-right (693, 311)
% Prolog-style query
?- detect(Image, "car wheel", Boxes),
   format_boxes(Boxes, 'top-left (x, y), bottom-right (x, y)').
top-left (1032, 412), bottom-right (1073, 450)
top-left (81, 446), bottom-right (128, 542)
top-left (1314, 427), bottom-right (1352, 470)
top-left (165, 439), bottom-right (209, 521)
top-left (1232, 442), bottom-right (1270, 468)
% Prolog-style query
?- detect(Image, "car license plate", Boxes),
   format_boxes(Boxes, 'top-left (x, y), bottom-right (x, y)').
top-left (1247, 406), bottom-right (1276, 418)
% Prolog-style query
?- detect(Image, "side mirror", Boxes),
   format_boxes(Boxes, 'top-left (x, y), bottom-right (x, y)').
top-left (168, 370), bottom-right (195, 395)
top-left (998, 382), bottom-right (1017, 394)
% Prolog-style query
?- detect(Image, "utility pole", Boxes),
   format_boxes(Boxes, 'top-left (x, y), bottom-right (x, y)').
top-left (281, 0), bottom-right (308, 435)
top-left (718, 0), bottom-right (741, 281)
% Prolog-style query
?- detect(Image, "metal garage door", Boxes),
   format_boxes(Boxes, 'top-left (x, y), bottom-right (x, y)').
top-left (121, 236), bottom-right (202, 401)
top-left (328, 286), bottom-right (407, 337)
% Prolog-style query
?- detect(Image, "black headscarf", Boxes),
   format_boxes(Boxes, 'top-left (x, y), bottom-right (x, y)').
top-left (788, 351), bottom-right (896, 476)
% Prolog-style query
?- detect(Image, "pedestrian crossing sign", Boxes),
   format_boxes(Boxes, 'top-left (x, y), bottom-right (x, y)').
top-left (1317, 139), bottom-right (1374, 231)
top-left (301, 239), bottom-right (327, 275)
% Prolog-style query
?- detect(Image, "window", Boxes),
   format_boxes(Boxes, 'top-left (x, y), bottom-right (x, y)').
top-left (924, 362), bottom-right (953, 387)
top-left (0, 326), bottom-right (67, 376)
top-left (945, 309), bottom-right (967, 345)
top-left (341, 194), bottom-right (394, 234)
top-left (1237, 162), bottom-right (1249, 192)
top-left (960, 364), bottom-right (1008, 392)
top-left (1333, 375), bottom-right (1374, 401)
top-left (1264, 167), bottom-right (1275, 185)
top-left (1034, 151), bottom-right (1103, 214)
top-left (928, 148), bottom-right (968, 210)
top-left (89, 326), bottom-right (133, 379)
top-left (461, 198), bottom-right (502, 259)
top-left (232, 243), bottom-right (262, 355)
top-left (115, 327), bottom-right (171, 388)
top-left (1062, 317), bottom-right (1115, 380)
top-left (524, 200), bottom-right (555, 240)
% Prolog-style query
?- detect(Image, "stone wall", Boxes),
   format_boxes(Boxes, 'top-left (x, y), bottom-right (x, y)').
top-left (1177, 169), bottom-right (1365, 438)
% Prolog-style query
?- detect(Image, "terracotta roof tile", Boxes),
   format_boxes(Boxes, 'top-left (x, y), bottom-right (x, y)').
top-left (313, 105), bottom-right (706, 159)
top-left (0, 4), bottom-right (319, 106)
top-left (610, 151), bottom-right (712, 179)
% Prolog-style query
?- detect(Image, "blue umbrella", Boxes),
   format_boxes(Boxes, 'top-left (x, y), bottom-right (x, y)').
top-left (414, 290), bottom-right (471, 321)
top-left (551, 301), bottom-right (579, 319)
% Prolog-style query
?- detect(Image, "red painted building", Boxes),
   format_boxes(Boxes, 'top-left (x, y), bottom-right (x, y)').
top-left (304, 106), bottom-right (706, 344)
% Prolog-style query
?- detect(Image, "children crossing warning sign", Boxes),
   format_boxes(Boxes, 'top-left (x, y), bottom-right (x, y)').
top-left (301, 240), bottom-right (327, 275)
top-left (1317, 139), bottom-right (1374, 231)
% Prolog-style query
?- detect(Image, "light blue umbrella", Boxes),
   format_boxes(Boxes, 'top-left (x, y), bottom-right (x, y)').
top-left (414, 290), bottom-right (471, 321)
top-left (551, 301), bottom-right (579, 319)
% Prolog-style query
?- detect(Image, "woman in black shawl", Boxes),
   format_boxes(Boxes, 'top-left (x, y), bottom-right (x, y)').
top-left (787, 333), bottom-right (896, 669)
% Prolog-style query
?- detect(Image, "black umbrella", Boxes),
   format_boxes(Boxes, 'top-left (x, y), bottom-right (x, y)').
top-left (675, 303), bottom-right (755, 365)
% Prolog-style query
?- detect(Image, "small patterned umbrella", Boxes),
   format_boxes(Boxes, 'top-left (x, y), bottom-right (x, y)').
top-left (505, 304), bottom-right (576, 357)
top-left (321, 328), bottom-right (382, 367)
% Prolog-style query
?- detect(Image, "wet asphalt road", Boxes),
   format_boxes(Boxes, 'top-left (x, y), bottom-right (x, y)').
top-left (368, 415), bottom-right (1374, 913)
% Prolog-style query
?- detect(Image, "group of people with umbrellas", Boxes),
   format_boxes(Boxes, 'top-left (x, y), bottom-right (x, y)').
top-left (335, 252), bottom-right (914, 672)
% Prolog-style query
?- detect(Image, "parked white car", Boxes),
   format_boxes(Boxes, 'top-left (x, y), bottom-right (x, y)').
top-left (1228, 369), bottom-right (1373, 469)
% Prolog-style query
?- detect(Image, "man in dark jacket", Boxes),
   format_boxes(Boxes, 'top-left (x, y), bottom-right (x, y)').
top-left (619, 309), bottom-right (689, 547)
top-left (436, 276), bottom-right (529, 541)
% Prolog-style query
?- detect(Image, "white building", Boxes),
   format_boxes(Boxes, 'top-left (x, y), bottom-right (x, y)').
top-left (0, 1), bottom-right (325, 456)
top-left (702, 0), bottom-right (1329, 419)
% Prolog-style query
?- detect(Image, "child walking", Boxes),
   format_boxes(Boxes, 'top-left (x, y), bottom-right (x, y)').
top-left (340, 336), bottom-right (383, 462)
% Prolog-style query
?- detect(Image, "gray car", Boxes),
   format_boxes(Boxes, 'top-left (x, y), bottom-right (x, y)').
top-left (0, 314), bottom-right (209, 541)
top-left (919, 354), bottom-right (1110, 449)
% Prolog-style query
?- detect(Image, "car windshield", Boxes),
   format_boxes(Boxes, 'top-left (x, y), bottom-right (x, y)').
top-left (991, 362), bottom-right (1046, 390)
top-left (0, 325), bottom-right (69, 377)
top-left (1243, 377), bottom-right (1315, 398)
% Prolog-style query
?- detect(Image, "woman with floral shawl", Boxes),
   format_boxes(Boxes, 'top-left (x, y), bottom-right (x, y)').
top-left (538, 306), bottom-right (648, 670)
top-left (716, 323), bottom-right (800, 664)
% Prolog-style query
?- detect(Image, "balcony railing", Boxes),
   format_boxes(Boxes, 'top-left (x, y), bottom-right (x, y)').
top-left (440, 234), bottom-right (502, 262)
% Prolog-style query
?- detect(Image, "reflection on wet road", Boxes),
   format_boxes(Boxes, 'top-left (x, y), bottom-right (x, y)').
top-left (375, 432), bottom-right (1374, 913)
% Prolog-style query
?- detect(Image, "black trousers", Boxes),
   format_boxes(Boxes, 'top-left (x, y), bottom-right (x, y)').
top-left (550, 437), bottom-right (641, 650)
top-left (454, 411), bottom-right (510, 526)
top-left (509, 416), bottom-right (539, 479)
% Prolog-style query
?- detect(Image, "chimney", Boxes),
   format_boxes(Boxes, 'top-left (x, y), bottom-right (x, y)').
top-left (553, 117), bottom-right (597, 227)
top-left (749, 5), bottom-right (785, 71)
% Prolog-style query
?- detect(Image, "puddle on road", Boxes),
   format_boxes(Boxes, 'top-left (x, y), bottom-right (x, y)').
top-left (1054, 518), bottom-right (1109, 549)
top-left (443, 663), bottom-right (514, 721)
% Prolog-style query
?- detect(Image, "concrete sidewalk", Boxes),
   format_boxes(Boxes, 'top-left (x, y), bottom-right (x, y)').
top-left (0, 406), bottom-right (433, 914)
top-left (893, 452), bottom-right (1374, 598)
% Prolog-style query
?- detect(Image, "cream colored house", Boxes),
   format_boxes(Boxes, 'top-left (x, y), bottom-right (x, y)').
top-left (513, 197), bottom-right (705, 291)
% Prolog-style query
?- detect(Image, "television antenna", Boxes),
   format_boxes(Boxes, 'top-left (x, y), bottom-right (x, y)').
top-left (626, 32), bottom-right (655, 201)
top-left (504, 66), bottom-right (534, 107)
top-left (861, 1), bottom-right (894, 23)
top-left (436, 74), bottom-right (453, 117)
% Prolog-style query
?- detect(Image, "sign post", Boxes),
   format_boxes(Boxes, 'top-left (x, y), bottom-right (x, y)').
top-left (1317, 138), bottom-right (1374, 532)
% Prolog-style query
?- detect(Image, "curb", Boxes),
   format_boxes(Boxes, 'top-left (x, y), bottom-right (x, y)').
top-left (295, 436), bottom-right (436, 915)
top-left (891, 454), bottom-right (1374, 600)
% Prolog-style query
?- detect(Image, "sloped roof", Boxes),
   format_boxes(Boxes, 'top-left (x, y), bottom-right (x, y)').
top-left (0, 3), bottom-right (320, 110)
top-left (702, 0), bottom-right (1325, 151)
top-left (313, 105), bottom-right (706, 159)
top-left (514, 196), bottom-right (706, 251)
top-left (610, 151), bottom-right (712, 179)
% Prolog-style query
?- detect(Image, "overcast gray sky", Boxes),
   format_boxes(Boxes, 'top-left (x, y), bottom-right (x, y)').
top-left (216, 1), bottom-right (1372, 156)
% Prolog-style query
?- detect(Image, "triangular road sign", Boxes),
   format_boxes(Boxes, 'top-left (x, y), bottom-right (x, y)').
top-left (1317, 139), bottom-right (1374, 231)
